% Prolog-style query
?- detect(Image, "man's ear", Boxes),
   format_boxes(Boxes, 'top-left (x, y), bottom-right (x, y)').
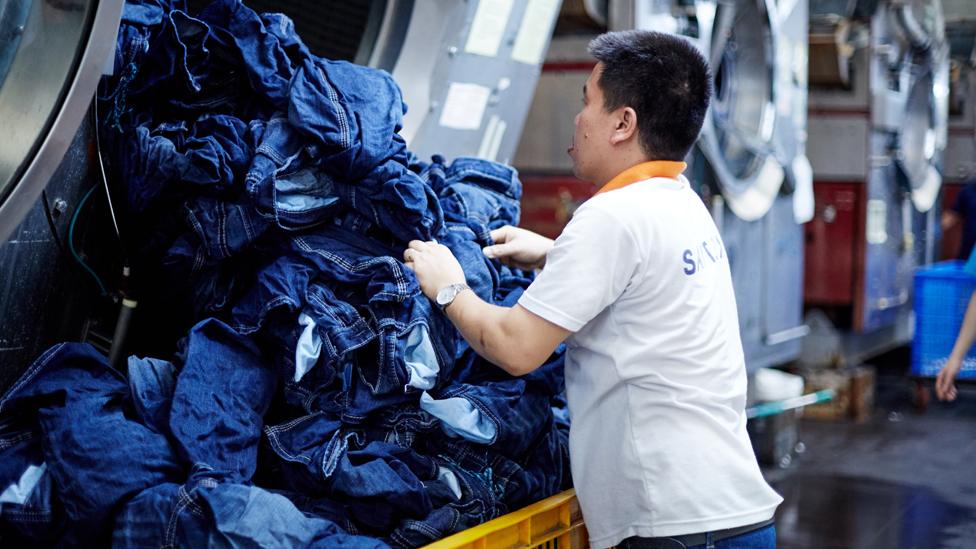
top-left (610, 107), bottom-right (638, 145)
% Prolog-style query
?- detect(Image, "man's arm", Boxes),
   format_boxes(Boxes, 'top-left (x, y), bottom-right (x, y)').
top-left (445, 294), bottom-right (570, 376)
top-left (403, 239), bottom-right (570, 376)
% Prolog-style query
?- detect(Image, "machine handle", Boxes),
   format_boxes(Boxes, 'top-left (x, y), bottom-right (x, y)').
top-left (764, 325), bottom-right (811, 346)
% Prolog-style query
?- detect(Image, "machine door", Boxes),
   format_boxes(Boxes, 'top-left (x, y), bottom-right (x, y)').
top-left (871, 0), bottom-right (949, 213)
top-left (617, 0), bottom-right (798, 222)
top-left (0, 0), bottom-right (123, 243)
top-left (694, 0), bottom-right (787, 222)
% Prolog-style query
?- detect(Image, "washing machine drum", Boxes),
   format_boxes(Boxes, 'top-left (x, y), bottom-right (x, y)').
top-left (875, 0), bottom-right (948, 213)
top-left (217, 0), bottom-right (395, 67)
top-left (896, 65), bottom-right (945, 213)
top-left (892, 10), bottom-right (949, 214)
top-left (695, 0), bottom-right (786, 221)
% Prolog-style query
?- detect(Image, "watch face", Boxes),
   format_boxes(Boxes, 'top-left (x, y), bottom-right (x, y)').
top-left (436, 286), bottom-right (454, 307)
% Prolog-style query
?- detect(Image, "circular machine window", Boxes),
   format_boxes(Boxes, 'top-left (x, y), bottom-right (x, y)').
top-left (896, 53), bottom-right (948, 213)
top-left (0, 0), bottom-right (123, 243)
top-left (0, 0), bottom-right (30, 92)
top-left (899, 70), bottom-right (937, 185)
top-left (889, 0), bottom-right (948, 213)
top-left (695, 0), bottom-right (784, 221)
top-left (709, 0), bottom-right (775, 182)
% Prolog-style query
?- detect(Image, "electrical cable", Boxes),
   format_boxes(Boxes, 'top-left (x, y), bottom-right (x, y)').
top-left (92, 101), bottom-right (126, 259)
top-left (93, 97), bottom-right (137, 371)
top-left (68, 185), bottom-right (109, 295)
top-left (40, 190), bottom-right (66, 254)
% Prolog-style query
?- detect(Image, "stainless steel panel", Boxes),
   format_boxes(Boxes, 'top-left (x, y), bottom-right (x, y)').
top-left (0, 113), bottom-right (107, 389)
top-left (806, 115), bottom-right (871, 180)
top-left (860, 131), bottom-right (922, 332)
top-left (396, 0), bottom-right (561, 164)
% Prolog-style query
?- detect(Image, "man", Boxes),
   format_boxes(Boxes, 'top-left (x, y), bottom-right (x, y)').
top-left (403, 30), bottom-right (782, 548)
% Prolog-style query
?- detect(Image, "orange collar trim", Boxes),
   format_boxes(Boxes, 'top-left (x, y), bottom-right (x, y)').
top-left (596, 160), bottom-right (687, 195)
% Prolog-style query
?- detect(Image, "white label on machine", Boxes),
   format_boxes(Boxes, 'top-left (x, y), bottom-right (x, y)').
top-left (477, 115), bottom-right (508, 161)
top-left (866, 199), bottom-right (888, 244)
top-left (512, 0), bottom-right (559, 65)
top-left (439, 83), bottom-right (491, 130)
top-left (465, 0), bottom-right (514, 58)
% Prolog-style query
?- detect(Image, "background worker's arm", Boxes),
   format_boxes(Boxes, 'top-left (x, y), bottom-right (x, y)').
top-left (403, 239), bottom-right (569, 376)
top-left (937, 291), bottom-right (976, 401)
top-left (941, 209), bottom-right (960, 232)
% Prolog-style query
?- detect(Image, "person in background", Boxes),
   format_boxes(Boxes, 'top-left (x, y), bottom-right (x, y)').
top-left (936, 176), bottom-right (976, 401)
top-left (937, 291), bottom-right (974, 401)
top-left (941, 177), bottom-right (976, 259)
top-left (403, 30), bottom-right (781, 549)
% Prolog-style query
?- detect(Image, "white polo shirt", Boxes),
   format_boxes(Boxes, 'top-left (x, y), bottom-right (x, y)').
top-left (518, 172), bottom-right (782, 548)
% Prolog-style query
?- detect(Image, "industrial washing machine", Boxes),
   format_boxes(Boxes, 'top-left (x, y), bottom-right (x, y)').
top-left (805, 0), bottom-right (949, 363)
top-left (0, 0), bottom-right (561, 386)
top-left (517, 0), bottom-right (812, 371)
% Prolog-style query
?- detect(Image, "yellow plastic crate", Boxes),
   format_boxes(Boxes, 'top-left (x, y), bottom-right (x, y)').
top-left (422, 489), bottom-right (588, 549)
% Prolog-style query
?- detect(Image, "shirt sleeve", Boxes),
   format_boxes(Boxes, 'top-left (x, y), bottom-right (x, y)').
top-left (518, 203), bottom-right (641, 332)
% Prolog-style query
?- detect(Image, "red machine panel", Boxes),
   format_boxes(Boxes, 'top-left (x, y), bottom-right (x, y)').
top-left (519, 175), bottom-right (598, 239)
top-left (804, 182), bottom-right (865, 305)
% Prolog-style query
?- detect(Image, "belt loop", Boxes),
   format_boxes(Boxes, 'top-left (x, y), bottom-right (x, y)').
top-left (705, 531), bottom-right (716, 549)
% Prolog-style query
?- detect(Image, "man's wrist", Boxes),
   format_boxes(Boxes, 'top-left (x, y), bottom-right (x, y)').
top-left (435, 282), bottom-right (470, 310)
top-left (443, 287), bottom-right (472, 311)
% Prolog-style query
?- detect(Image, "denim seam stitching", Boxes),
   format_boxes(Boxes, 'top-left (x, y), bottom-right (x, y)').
top-left (183, 489), bottom-right (206, 518)
top-left (0, 431), bottom-right (33, 450)
top-left (217, 201), bottom-right (230, 260)
top-left (0, 343), bottom-right (67, 414)
top-left (294, 238), bottom-right (409, 299)
top-left (164, 486), bottom-right (194, 548)
top-left (270, 413), bottom-right (318, 433)
top-left (239, 204), bottom-right (255, 243)
top-left (264, 427), bottom-right (313, 464)
top-left (305, 294), bottom-right (376, 357)
top-left (402, 519), bottom-right (441, 539)
top-left (320, 69), bottom-right (351, 149)
top-left (306, 293), bottom-right (369, 335)
top-left (231, 295), bottom-right (296, 333)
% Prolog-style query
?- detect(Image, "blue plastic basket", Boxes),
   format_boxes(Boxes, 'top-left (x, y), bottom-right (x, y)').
top-left (912, 260), bottom-right (976, 379)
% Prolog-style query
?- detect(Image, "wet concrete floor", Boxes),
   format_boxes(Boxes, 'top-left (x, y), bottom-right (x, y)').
top-left (765, 354), bottom-right (976, 548)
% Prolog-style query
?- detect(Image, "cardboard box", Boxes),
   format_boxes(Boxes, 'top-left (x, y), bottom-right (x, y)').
top-left (801, 369), bottom-right (851, 420)
top-left (849, 365), bottom-right (876, 423)
top-left (800, 366), bottom-right (876, 422)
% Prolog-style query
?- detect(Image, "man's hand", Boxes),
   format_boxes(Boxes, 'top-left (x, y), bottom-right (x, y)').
top-left (403, 240), bottom-right (466, 300)
top-left (482, 226), bottom-right (554, 270)
top-left (936, 356), bottom-right (963, 401)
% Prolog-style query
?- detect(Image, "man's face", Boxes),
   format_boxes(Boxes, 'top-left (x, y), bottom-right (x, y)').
top-left (568, 63), bottom-right (616, 183)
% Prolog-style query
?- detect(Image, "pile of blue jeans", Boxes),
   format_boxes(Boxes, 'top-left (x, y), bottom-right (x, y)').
top-left (0, 1), bottom-right (570, 547)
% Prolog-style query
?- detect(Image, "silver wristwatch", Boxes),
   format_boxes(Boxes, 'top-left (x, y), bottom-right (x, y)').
top-left (435, 283), bottom-right (470, 310)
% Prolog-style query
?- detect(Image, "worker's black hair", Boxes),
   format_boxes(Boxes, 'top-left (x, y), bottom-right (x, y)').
top-left (588, 30), bottom-right (711, 161)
